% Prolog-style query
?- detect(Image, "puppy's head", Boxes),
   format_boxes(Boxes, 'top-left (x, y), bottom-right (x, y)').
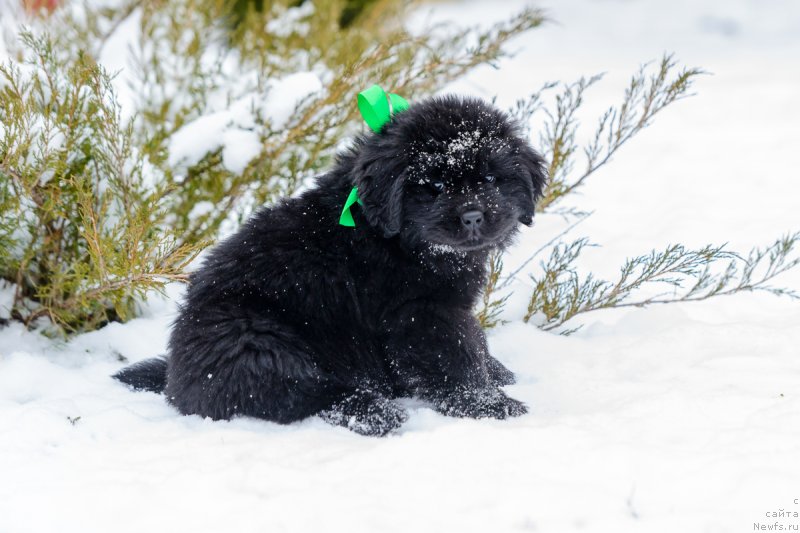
top-left (351, 95), bottom-right (547, 252)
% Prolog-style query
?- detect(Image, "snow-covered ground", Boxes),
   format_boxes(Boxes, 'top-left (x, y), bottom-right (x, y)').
top-left (1, 1), bottom-right (800, 532)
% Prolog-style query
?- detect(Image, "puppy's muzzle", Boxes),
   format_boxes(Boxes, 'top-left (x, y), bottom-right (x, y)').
top-left (460, 210), bottom-right (484, 236)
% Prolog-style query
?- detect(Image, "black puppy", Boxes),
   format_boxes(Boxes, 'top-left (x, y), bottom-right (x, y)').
top-left (115, 94), bottom-right (547, 436)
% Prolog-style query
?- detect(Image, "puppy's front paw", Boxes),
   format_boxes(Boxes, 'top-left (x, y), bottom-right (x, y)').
top-left (486, 355), bottom-right (516, 386)
top-left (434, 387), bottom-right (527, 420)
top-left (320, 392), bottom-right (409, 437)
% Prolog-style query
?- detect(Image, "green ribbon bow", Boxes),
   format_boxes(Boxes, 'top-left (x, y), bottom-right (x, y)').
top-left (338, 186), bottom-right (363, 227)
top-left (357, 84), bottom-right (409, 133)
top-left (339, 85), bottom-right (409, 227)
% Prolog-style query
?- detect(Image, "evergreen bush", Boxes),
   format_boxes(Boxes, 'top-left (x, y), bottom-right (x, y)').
top-left (0, 0), bottom-right (542, 333)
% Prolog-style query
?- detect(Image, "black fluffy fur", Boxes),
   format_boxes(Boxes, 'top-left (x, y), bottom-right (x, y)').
top-left (114, 358), bottom-right (168, 393)
top-left (114, 95), bottom-right (547, 436)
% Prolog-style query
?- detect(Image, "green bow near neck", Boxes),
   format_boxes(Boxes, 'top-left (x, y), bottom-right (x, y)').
top-left (338, 186), bottom-right (363, 227)
top-left (339, 84), bottom-right (409, 227)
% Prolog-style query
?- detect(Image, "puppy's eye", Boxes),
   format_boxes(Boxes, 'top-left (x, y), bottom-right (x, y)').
top-left (431, 181), bottom-right (445, 193)
top-left (484, 175), bottom-right (496, 183)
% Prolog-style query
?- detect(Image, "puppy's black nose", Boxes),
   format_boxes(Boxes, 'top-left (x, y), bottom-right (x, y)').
top-left (460, 210), bottom-right (484, 229)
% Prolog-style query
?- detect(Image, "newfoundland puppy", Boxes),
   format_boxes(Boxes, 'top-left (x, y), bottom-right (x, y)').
top-left (114, 94), bottom-right (547, 436)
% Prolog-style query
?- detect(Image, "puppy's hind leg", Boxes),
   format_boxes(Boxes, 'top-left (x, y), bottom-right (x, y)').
top-left (319, 389), bottom-right (409, 437)
top-left (168, 313), bottom-right (334, 424)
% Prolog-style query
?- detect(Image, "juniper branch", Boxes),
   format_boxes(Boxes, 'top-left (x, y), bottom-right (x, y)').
top-left (524, 232), bottom-right (800, 333)
top-left (535, 55), bottom-right (705, 213)
top-left (476, 251), bottom-right (509, 329)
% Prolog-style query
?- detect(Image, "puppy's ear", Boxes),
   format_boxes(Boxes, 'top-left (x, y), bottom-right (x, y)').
top-left (516, 144), bottom-right (548, 226)
top-left (352, 155), bottom-right (406, 238)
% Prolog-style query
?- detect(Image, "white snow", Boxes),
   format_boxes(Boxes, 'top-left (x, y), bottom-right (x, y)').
top-left (262, 71), bottom-right (324, 129)
top-left (168, 103), bottom-right (262, 175)
top-left (166, 72), bottom-right (322, 175)
top-left (265, 0), bottom-right (315, 38)
top-left (97, 7), bottom-right (142, 122)
top-left (0, 280), bottom-right (14, 318)
top-left (220, 128), bottom-right (263, 175)
top-left (1, 1), bottom-right (800, 532)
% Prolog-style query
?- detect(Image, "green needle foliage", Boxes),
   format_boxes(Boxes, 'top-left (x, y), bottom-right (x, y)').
top-left (522, 235), bottom-right (800, 334)
top-left (475, 251), bottom-right (509, 330)
top-left (0, 32), bottom-right (200, 331)
top-left (477, 56), bottom-right (800, 332)
top-left (538, 56), bottom-right (703, 213)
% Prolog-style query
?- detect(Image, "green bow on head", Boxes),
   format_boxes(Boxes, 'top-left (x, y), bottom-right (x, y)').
top-left (357, 84), bottom-right (409, 133)
top-left (339, 85), bottom-right (409, 227)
